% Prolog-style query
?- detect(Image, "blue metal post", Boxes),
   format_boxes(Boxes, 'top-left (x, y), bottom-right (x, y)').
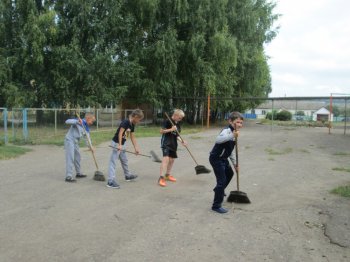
top-left (4, 108), bottom-right (8, 144)
top-left (23, 108), bottom-right (28, 142)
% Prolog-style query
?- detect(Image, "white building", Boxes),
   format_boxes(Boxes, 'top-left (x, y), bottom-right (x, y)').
top-left (245, 100), bottom-right (328, 120)
top-left (312, 107), bottom-right (333, 121)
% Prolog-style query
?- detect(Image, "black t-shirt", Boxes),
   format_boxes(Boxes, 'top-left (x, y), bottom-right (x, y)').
top-left (112, 119), bottom-right (135, 145)
top-left (161, 119), bottom-right (181, 151)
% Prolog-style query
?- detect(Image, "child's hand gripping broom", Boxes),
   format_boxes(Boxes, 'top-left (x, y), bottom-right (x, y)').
top-left (76, 113), bottom-right (106, 181)
top-left (227, 124), bottom-right (250, 203)
top-left (164, 112), bottom-right (211, 175)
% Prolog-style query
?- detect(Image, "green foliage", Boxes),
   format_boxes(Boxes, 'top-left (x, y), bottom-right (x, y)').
top-left (0, 0), bottom-right (279, 123)
top-left (265, 110), bottom-right (293, 121)
top-left (276, 110), bottom-right (292, 121)
top-left (266, 110), bottom-right (277, 120)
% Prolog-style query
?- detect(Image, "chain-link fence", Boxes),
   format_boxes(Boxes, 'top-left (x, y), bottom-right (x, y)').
top-left (1, 96), bottom-right (349, 144)
top-left (1, 108), bottom-right (154, 144)
top-left (0, 108), bottom-right (8, 144)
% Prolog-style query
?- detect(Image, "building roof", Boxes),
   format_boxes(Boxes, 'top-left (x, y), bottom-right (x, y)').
top-left (314, 107), bottom-right (330, 114)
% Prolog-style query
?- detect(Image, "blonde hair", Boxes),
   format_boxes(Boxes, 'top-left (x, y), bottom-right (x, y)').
top-left (131, 109), bottom-right (144, 119)
top-left (85, 113), bottom-right (96, 121)
top-left (173, 109), bottom-right (185, 118)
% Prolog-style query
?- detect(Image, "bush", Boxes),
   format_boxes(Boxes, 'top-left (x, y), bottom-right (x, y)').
top-left (276, 110), bottom-right (292, 121)
top-left (266, 110), bottom-right (277, 120)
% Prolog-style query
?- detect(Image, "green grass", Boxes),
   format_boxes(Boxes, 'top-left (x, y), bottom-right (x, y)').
top-left (0, 145), bottom-right (32, 159)
top-left (334, 152), bottom-right (350, 156)
top-left (331, 185), bottom-right (350, 198)
top-left (332, 167), bottom-right (350, 172)
top-left (3, 125), bottom-right (203, 147)
top-left (265, 147), bottom-right (293, 155)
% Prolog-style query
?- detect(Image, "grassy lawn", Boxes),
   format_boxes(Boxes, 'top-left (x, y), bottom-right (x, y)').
top-left (0, 145), bottom-right (32, 160)
top-left (31, 126), bottom-right (202, 146)
top-left (0, 125), bottom-right (203, 158)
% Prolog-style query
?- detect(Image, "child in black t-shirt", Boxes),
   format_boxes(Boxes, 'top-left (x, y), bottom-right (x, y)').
top-left (158, 109), bottom-right (187, 187)
top-left (107, 109), bottom-right (144, 189)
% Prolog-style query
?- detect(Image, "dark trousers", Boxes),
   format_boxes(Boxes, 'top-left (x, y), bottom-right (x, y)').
top-left (209, 156), bottom-right (234, 209)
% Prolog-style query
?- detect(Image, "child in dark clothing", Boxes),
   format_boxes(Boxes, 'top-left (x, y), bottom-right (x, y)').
top-left (209, 112), bottom-right (244, 213)
top-left (158, 109), bottom-right (187, 187)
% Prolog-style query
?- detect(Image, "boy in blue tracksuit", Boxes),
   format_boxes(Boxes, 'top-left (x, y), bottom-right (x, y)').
top-left (64, 113), bottom-right (96, 182)
top-left (209, 112), bottom-right (244, 213)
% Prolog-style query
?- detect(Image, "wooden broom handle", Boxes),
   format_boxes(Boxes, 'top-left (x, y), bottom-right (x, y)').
top-left (76, 113), bottom-right (99, 170)
top-left (234, 123), bottom-right (239, 191)
top-left (164, 112), bottom-right (199, 165)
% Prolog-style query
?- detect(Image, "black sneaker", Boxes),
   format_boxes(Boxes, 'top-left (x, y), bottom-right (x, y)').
top-left (212, 207), bottom-right (228, 214)
top-left (76, 173), bottom-right (87, 178)
top-left (125, 174), bottom-right (138, 181)
top-left (65, 176), bottom-right (77, 183)
top-left (106, 180), bottom-right (120, 189)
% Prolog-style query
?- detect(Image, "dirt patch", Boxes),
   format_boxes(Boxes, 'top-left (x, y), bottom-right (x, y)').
top-left (0, 123), bottom-right (349, 261)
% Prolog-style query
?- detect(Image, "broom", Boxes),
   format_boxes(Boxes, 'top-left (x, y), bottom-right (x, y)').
top-left (108, 145), bottom-right (162, 163)
top-left (76, 114), bottom-right (106, 181)
top-left (227, 124), bottom-right (250, 203)
top-left (164, 112), bottom-right (211, 175)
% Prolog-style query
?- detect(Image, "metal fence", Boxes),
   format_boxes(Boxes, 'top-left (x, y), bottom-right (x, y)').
top-left (0, 108), bottom-right (154, 144)
top-left (0, 96), bottom-right (349, 144)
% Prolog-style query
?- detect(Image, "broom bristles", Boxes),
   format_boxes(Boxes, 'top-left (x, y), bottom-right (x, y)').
top-left (150, 150), bottom-right (162, 163)
top-left (93, 171), bottom-right (106, 181)
top-left (227, 190), bottom-right (251, 203)
top-left (195, 165), bottom-right (211, 174)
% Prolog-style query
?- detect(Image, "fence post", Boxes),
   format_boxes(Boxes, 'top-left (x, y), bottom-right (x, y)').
top-left (345, 98), bottom-right (348, 135)
top-left (23, 108), bottom-right (28, 142)
top-left (271, 99), bottom-right (274, 131)
top-left (111, 105), bottom-right (114, 128)
top-left (4, 108), bottom-right (8, 144)
top-left (54, 109), bottom-right (57, 135)
top-left (12, 109), bottom-right (15, 140)
top-left (295, 100), bottom-right (298, 125)
top-left (96, 108), bottom-right (99, 130)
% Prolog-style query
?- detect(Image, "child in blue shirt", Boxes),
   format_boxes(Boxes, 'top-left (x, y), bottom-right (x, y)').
top-left (64, 113), bottom-right (96, 182)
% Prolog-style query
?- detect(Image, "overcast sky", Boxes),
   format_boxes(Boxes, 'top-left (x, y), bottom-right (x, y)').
top-left (265, 0), bottom-right (350, 97)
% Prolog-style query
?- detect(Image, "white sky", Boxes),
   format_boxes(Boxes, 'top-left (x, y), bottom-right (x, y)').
top-left (265, 0), bottom-right (350, 97)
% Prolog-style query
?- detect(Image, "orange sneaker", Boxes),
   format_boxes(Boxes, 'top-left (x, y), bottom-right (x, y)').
top-left (165, 175), bottom-right (177, 182)
top-left (158, 176), bottom-right (166, 187)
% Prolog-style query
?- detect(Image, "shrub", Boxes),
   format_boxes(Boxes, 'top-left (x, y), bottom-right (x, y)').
top-left (276, 110), bottom-right (292, 121)
top-left (266, 110), bottom-right (278, 120)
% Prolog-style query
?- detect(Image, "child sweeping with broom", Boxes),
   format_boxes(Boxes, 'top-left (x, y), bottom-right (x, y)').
top-left (209, 112), bottom-right (244, 213)
top-left (158, 109), bottom-right (187, 187)
top-left (64, 113), bottom-right (96, 182)
top-left (106, 109), bottom-right (144, 189)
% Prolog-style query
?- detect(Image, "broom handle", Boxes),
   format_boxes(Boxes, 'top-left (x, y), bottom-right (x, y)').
top-left (234, 123), bottom-right (240, 191)
top-left (164, 112), bottom-right (199, 166)
top-left (108, 145), bottom-right (151, 158)
top-left (76, 113), bottom-right (99, 170)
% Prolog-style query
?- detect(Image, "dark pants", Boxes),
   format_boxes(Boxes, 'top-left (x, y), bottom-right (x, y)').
top-left (209, 156), bottom-right (234, 209)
